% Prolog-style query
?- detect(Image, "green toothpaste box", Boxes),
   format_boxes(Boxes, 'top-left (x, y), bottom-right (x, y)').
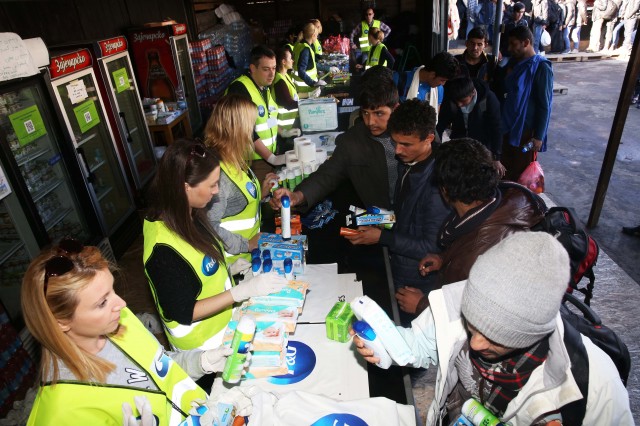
top-left (326, 301), bottom-right (354, 343)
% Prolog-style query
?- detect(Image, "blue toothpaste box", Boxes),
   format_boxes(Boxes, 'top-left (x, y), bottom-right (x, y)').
top-left (258, 234), bottom-right (306, 275)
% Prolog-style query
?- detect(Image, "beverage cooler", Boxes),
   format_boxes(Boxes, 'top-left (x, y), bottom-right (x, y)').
top-left (92, 36), bottom-right (157, 192)
top-left (46, 49), bottom-right (139, 257)
top-left (127, 23), bottom-right (202, 132)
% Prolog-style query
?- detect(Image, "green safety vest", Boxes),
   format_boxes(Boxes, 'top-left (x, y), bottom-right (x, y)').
top-left (292, 41), bottom-right (318, 93)
top-left (272, 72), bottom-right (299, 129)
top-left (359, 20), bottom-right (381, 52)
top-left (226, 75), bottom-right (279, 160)
top-left (286, 43), bottom-right (294, 52)
top-left (366, 43), bottom-right (388, 69)
top-left (27, 308), bottom-right (207, 426)
top-left (220, 162), bottom-right (261, 264)
top-left (143, 220), bottom-right (233, 351)
top-left (313, 39), bottom-right (323, 55)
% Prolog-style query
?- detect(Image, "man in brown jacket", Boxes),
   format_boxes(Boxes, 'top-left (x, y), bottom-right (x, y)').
top-left (395, 138), bottom-right (544, 315)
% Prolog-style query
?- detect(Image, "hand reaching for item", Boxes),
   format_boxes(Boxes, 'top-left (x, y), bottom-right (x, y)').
top-left (395, 286), bottom-right (425, 314)
top-left (229, 272), bottom-right (288, 302)
top-left (281, 128), bottom-right (302, 138)
top-left (267, 153), bottom-right (286, 166)
top-left (314, 79), bottom-right (327, 87)
top-left (418, 254), bottom-right (443, 276)
top-left (122, 396), bottom-right (154, 426)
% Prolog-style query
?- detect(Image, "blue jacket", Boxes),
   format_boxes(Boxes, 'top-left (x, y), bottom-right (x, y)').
top-left (379, 155), bottom-right (451, 291)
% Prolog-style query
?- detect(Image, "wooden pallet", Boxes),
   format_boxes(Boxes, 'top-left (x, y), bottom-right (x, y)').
top-left (547, 52), bottom-right (614, 62)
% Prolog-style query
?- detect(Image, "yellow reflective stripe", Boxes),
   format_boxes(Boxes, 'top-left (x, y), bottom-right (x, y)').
top-left (262, 135), bottom-right (276, 146)
top-left (278, 107), bottom-right (298, 114)
top-left (278, 118), bottom-right (295, 126)
top-left (220, 211), bottom-right (259, 232)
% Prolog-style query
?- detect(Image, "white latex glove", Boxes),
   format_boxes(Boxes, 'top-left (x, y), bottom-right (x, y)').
top-left (314, 79), bottom-right (327, 87)
top-left (267, 153), bottom-right (286, 166)
top-left (201, 346), bottom-right (233, 373)
top-left (229, 258), bottom-right (251, 276)
top-left (329, 66), bottom-right (340, 74)
top-left (229, 272), bottom-right (287, 302)
top-left (122, 396), bottom-right (155, 426)
top-left (281, 128), bottom-right (301, 138)
top-left (200, 379), bottom-right (262, 426)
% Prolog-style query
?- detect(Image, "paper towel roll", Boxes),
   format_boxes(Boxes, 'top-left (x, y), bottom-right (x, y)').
top-left (287, 158), bottom-right (301, 171)
top-left (23, 37), bottom-right (49, 68)
top-left (315, 148), bottom-right (327, 165)
top-left (293, 137), bottom-right (311, 158)
top-left (298, 142), bottom-right (317, 163)
top-left (285, 151), bottom-right (299, 169)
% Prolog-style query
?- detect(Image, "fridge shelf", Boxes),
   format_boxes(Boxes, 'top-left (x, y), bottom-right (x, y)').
top-left (76, 132), bottom-right (98, 148)
top-left (96, 185), bottom-right (113, 202)
top-left (16, 146), bottom-right (52, 167)
top-left (90, 159), bottom-right (106, 173)
top-left (44, 207), bottom-right (72, 232)
top-left (32, 178), bottom-right (63, 203)
top-left (0, 239), bottom-right (25, 266)
top-left (130, 126), bottom-right (139, 134)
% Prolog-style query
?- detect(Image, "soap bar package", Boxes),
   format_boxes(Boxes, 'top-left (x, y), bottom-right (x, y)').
top-left (258, 234), bottom-right (305, 275)
top-left (325, 301), bottom-right (354, 343)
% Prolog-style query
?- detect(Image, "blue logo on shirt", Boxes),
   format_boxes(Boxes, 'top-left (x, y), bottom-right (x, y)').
top-left (258, 105), bottom-right (266, 117)
top-left (246, 181), bottom-right (257, 199)
top-left (153, 347), bottom-right (171, 378)
top-left (311, 414), bottom-right (368, 426)
top-left (267, 341), bottom-right (316, 384)
top-left (202, 255), bottom-right (220, 276)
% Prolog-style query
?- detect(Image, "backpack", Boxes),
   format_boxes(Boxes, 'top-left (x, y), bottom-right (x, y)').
top-left (547, 0), bottom-right (564, 26)
top-left (559, 292), bottom-right (631, 423)
top-left (499, 182), bottom-right (600, 305)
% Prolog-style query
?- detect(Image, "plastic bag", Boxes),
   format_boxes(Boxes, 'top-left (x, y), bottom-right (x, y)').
top-left (541, 29), bottom-right (551, 47)
top-left (518, 161), bottom-right (545, 193)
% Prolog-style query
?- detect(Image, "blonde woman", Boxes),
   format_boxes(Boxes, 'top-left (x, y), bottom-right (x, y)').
top-left (21, 239), bottom-right (253, 424)
top-left (292, 22), bottom-right (325, 92)
top-left (204, 95), bottom-right (277, 266)
top-left (358, 28), bottom-right (394, 70)
top-left (310, 18), bottom-right (324, 56)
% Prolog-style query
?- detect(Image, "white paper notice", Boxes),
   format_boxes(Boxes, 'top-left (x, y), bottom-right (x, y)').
top-left (0, 164), bottom-right (12, 201)
top-left (0, 33), bottom-right (39, 82)
top-left (67, 79), bottom-right (88, 105)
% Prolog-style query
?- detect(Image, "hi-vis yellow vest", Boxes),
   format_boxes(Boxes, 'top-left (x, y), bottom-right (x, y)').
top-left (292, 42), bottom-right (318, 93)
top-left (359, 20), bottom-right (381, 52)
top-left (272, 72), bottom-right (299, 129)
top-left (313, 39), bottom-right (323, 55)
top-left (143, 220), bottom-right (233, 350)
top-left (220, 162), bottom-right (261, 264)
top-left (27, 308), bottom-right (207, 426)
top-left (366, 43), bottom-right (388, 69)
top-left (226, 75), bottom-right (279, 160)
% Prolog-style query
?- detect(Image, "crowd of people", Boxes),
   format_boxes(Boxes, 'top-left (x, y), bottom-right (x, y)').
top-left (16, 7), bottom-right (635, 425)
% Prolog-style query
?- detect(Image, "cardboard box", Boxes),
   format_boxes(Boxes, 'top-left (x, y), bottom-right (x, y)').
top-left (299, 98), bottom-right (338, 131)
top-left (326, 301), bottom-right (354, 343)
top-left (258, 234), bottom-right (305, 275)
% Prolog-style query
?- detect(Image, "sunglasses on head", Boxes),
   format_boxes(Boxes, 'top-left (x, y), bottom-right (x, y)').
top-left (44, 238), bottom-right (84, 295)
top-left (190, 143), bottom-right (207, 158)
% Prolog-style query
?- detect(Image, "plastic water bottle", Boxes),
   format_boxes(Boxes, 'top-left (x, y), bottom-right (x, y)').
top-left (460, 399), bottom-right (506, 426)
top-left (222, 316), bottom-right (255, 383)
top-left (522, 140), bottom-right (535, 153)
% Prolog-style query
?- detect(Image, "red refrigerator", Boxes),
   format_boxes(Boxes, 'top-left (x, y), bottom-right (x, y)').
top-left (46, 48), bottom-right (139, 258)
top-left (127, 23), bottom-right (202, 133)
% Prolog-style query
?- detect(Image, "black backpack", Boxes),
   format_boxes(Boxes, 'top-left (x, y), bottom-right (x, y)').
top-left (547, 0), bottom-right (565, 26)
top-left (500, 182), bottom-right (600, 305)
top-left (559, 292), bottom-right (631, 423)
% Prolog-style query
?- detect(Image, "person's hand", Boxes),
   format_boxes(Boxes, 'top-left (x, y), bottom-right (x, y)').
top-left (314, 79), bottom-right (327, 87)
top-left (248, 233), bottom-right (262, 252)
top-left (267, 153), bottom-right (286, 166)
top-left (269, 188), bottom-right (304, 209)
top-left (281, 128), bottom-right (301, 138)
top-left (532, 138), bottom-right (543, 152)
top-left (349, 328), bottom-right (380, 365)
top-left (418, 254), bottom-right (443, 276)
top-left (493, 160), bottom-right (506, 178)
top-left (201, 346), bottom-right (233, 373)
top-left (229, 272), bottom-right (288, 302)
top-left (229, 257), bottom-right (252, 276)
top-left (343, 226), bottom-right (381, 245)
top-left (200, 382), bottom-right (260, 425)
top-left (355, 64), bottom-right (363, 69)
top-left (395, 287), bottom-right (424, 314)
top-left (329, 66), bottom-right (340, 74)
top-left (261, 173), bottom-right (279, 198)
top-left (122, 396), bottom-right (154, 426)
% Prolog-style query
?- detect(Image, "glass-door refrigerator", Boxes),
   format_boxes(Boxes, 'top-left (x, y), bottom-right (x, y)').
top-left (127, 23), bottom-right (202, 132)
top-left (93, 36), bottom-right (157, 192)
top-left (46, 49), bottom-right (138, 258)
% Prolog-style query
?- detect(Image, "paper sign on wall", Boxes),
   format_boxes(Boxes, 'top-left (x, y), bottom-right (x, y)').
top-left (73, 99), bottom-right (101, 133)
top-left (66, 79), bottom-right (88, 105)
top-left (0, 163), bottom-right (11, 201)
top-left (8, 104), bottom-right (48, 146)
top-left (112, 67), bottom-right (130, 93)
top-left (0, 33), bottom-right (39, 82)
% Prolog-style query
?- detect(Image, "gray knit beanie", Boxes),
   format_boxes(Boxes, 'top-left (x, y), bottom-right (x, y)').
top-left (461, 232), bottom-right (571, 349)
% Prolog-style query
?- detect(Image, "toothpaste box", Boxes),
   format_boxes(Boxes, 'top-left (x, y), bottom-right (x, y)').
top-left (345, 205), bottom-right (396, 228)
top-left (325, 301), bottom-right (355, 343)
top-left (258, 234), bottom-right (306, 275)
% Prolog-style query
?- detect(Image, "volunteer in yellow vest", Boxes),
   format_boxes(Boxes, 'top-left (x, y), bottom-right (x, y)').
top-left (350, 7), bottom-right (391, 65)
top-left (272, 46), bottom-right (299, 131)
top-left (204, 95), bottom-right (278, 265)
top-left (21, 239), bottom-right (254, 425)
top-left (293, 22), bottom-right (326, 94)
top-left (225, 45), bottom-right (301, 182)
top-left (143, 140), bottom-right (287, 351)
top-left (361, 28), bottom-right (395, 70)
top-left (310, 18), bottom-right (324, 56)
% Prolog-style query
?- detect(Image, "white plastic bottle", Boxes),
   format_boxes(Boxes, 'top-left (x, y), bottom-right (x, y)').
top-left (281, 195), bottom-right (291, 240)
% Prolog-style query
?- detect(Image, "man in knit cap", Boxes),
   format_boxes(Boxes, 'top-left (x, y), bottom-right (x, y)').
top-left (354, 232), bottom-right (632, 425)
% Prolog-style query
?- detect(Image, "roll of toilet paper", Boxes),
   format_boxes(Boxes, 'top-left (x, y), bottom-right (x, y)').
top-left (294, 137), bottom-right (311, 158)
top-left (302, 160), bottom-right (316, 176)
top-left (287, 158), bottom-right (301, 171)
top-left (285, 150), bottom-right (298, 168)
top-left (298, 142), bottom-right (317, 163)
top-left (315, 148), bottom-right (327, 165)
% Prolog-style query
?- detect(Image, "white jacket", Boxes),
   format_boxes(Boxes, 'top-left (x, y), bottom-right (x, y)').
top-left (396, 281), bottom-right (634, 426)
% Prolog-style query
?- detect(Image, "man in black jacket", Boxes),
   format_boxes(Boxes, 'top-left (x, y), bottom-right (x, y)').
top-left (436, 77), bottom-right (505, 176)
